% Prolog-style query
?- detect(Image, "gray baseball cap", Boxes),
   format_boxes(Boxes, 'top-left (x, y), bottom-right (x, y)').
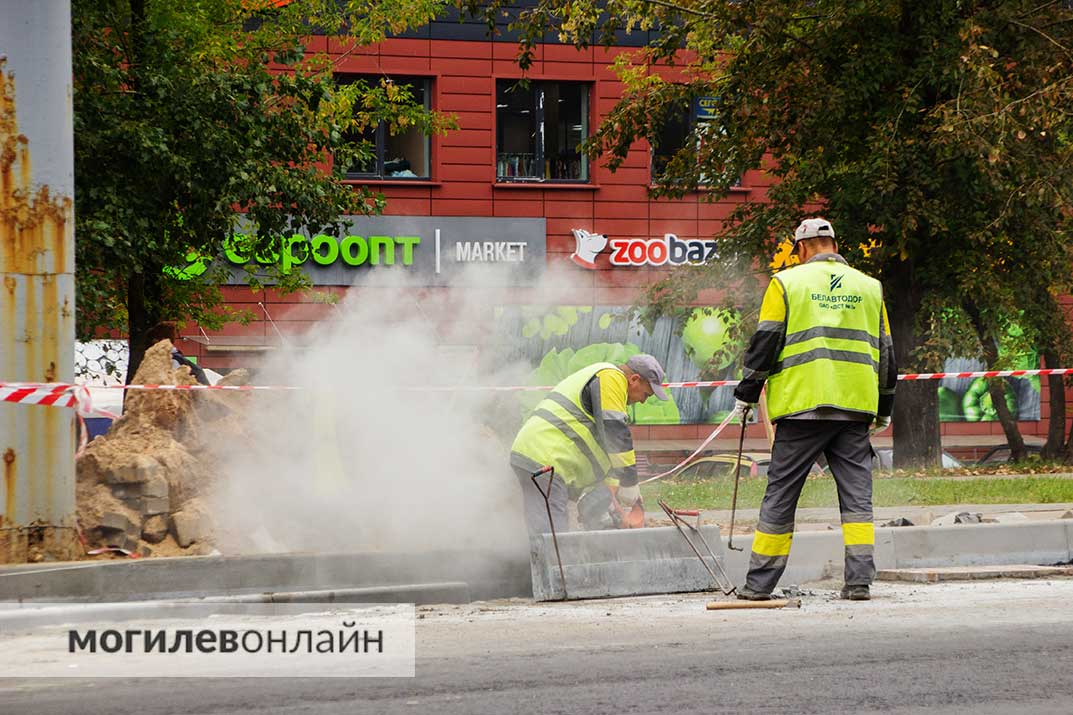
top-left (626, 354), bottom-right (669, 401)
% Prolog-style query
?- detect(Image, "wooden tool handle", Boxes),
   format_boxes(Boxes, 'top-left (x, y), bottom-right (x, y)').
top-left (706, 598), bottom-right (801, 610)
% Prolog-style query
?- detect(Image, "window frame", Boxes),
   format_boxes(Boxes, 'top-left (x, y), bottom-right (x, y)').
top-left (495, 79), bottom-right (591, 184)
top-left (337, 74), bottom-right (434, 182)
top-left (650, 96), bottom-right (742, 190)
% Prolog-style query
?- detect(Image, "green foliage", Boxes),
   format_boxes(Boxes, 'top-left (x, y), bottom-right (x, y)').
top-left (470, 0), bottom-right (1073, 459)
top-left (646, 475), bottom-right (1073, 511)
top-left (528, 1), bottom-right (1073, 365)
top-left (73, 0), bottom-right (454, 356)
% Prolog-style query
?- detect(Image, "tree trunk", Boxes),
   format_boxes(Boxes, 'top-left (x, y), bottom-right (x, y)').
top-left (1064, 384), bottom-right (1073, 462)
top-left (125, 270), bottom-right (163, 386)
top-left (986, 378), bottom-right (1025, 458)
top-left (885, 260), bottom-right (941, 469)
top-left (124, 0), bottom-right (155, 388)
top-left (1042, 349), bottom-right (1066, 460)
top-left (965, 302), bottom-right (1026, 460)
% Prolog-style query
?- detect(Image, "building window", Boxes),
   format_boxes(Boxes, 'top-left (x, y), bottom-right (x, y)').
top-left (496, 80), bottom-right (589, 182)
top-left (651, 97), bottom-right (736, 187)
top-left (338, 75), bottom-right (431, 180)
top-left (651, 103), bottom-right (693, 181)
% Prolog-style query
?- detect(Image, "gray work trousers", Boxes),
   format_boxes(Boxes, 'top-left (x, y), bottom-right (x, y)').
top-left (514, 466), bottom-right (570, 536)
top-left (745, 420), bottom-right (875, 594)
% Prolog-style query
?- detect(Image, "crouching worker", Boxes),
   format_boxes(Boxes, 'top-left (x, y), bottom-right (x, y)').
top-left (510, 355), bottom-right (670, 534)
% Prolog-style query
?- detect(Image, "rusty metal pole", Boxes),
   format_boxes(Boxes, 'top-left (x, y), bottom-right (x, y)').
top-left (0, 0), bottom-right (79, 562)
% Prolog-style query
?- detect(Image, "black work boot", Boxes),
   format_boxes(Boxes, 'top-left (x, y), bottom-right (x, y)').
top-left (736, 586), bottom-right (772, 601)
top-left (840, 584), bottom-right (870, 601)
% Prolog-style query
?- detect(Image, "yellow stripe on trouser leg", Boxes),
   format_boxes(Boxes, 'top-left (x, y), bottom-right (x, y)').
top-left (752, 530), bottom-right (793, 557)
top-left (842, 522), bottom-right (874, 546)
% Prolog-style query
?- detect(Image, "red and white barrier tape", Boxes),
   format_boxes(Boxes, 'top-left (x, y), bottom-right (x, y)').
top-left (639, 410), bottom-right (738, 486)
top-left (0, 384), bottom-right (120, 419)
top-left (0, 382), bottom-right (298, 392)
top-left (1, 367), bottom-right (1070, 407)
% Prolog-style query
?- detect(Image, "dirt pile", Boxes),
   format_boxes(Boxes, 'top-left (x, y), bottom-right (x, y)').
top-left (76, 339), bottom-right (255, 558)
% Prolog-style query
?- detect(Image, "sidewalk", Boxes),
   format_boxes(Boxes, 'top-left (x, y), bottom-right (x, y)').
top-left (647, 502), bottom-right (1073, 531)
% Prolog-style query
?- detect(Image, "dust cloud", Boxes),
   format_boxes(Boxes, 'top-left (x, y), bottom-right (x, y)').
top-left (207, 264), bottom-right (584, 558)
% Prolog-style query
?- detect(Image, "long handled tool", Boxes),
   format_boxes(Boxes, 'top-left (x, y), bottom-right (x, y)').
top-left (706, 599), bottom-right (800, 611)
top-left (727, 414), bottom-right (748, 552)
top-left (531, 465), bottom-right (567, 600)
top-left (658, 499), bottom-right (736, 596)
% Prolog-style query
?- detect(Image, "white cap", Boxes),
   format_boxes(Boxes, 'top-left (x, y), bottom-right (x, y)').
top-left (792, 218), bottom-right (835, 248)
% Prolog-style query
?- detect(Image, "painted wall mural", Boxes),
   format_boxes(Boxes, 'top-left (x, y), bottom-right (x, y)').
top-left (491, 306), bottom-right (1041, 425)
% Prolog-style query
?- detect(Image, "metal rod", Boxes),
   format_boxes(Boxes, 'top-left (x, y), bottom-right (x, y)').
top-left (727, 416), bottom-right (747, 552)
top-left (659, 500), bottom-right (735, 595)
top-left (259, 302), bottom-right (288, 346)
top-left (530, 466), bottom-right (567, 600)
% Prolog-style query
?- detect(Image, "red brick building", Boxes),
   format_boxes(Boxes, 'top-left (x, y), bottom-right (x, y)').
top-left (174, 26), bottom-right (1068, 456)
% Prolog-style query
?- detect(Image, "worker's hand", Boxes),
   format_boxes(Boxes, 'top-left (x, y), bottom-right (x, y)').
top-left (570, 229), bottom-right (608, 269)
top-left (870, 415), bottom-right (891, 435)
top-left (615, 483), bottom-right (642, 510)
top-left (730, 399), bottom-right (755, 424)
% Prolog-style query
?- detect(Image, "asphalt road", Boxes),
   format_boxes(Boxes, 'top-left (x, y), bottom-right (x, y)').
top-left (2, 579), bottom-right (1073, 714)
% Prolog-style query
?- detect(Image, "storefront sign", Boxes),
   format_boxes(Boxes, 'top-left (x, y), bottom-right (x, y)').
top-left (571, 228), bottom-right (718, 268)
top-left (694, 97), bottom-right (718, 121)
top-left (178, 216), bottom-right (546, 286)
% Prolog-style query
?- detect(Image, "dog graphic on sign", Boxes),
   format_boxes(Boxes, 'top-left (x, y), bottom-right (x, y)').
top-left (570, 228), bottom-right (608, 270)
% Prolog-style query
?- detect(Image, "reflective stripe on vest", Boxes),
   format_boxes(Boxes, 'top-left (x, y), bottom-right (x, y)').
top-left (510, 362), bottom-right (617, 488)
top-left (766, 261), bottom-right (883, 420)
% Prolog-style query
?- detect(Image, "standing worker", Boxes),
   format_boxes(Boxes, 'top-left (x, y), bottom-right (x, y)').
top-left (510, 355), bottom-right (670, 534)
top-left (731, 218), bottom-right (897, 601)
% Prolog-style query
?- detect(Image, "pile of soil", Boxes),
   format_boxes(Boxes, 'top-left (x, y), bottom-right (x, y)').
top-left (75, 339), bottom-right (255, 559)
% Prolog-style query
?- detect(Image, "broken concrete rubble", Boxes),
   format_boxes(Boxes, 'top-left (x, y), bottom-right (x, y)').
top-left (931, 511), bottom-right (983, 527)
top-left (63, 339), bottom-right (253, 563)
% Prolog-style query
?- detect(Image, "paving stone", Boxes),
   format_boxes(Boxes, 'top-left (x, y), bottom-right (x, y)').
top-left (142, 472), bottom-right (170, 499)
top-left (142, 496), bottom-right (170, 516)
top-left (99, 511), bottom-right (139, 538)
top-left (98, 531), bottom-right (139, 553)
top-left (171, 504), bottom-right (209, 548)
top-left (105, 454), bottom-right (162, 485)
top-left (141, 515), bottom-right (169, 544)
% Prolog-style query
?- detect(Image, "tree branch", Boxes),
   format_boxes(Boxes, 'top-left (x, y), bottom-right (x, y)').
top-left (1009, 18), bottom-right (1073, 57)
top-left (638, 0), bottom-right (718, 20)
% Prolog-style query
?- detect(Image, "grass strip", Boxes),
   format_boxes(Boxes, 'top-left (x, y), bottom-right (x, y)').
top-left (642, 476), bottom-right (1073, 511)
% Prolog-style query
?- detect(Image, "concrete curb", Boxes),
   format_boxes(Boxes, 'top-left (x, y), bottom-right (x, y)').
top-left (0, 550), bottom-right (529, 604)
top-left (0, 584), bottom-right (471, 629)
top-left (2, 521), bottom-right (1071, 605)
top-left (530, 525), bottom-right (729, 601)
top-left (719, 520), bottom-right (1073, 587)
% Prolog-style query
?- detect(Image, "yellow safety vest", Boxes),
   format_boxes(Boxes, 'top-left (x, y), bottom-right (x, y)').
top-left (766, 261), bottom-right (883, 420)
top-left (510, 362), bottom-right (617, 488)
